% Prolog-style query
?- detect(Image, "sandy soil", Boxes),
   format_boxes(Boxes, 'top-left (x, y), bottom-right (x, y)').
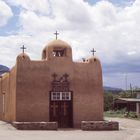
top-left (0, 117), bottom-right (140, 140)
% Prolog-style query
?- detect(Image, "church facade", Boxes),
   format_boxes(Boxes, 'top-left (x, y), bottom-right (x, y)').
top-left (0, 39), bottom-right (103, 128)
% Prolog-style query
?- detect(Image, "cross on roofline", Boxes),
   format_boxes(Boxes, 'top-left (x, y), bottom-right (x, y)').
top-left (91, 48), bottom-right (96, 56)
top-left (54, 31), bottom-right (59, 40)
top-left (20, 45), bottom-right (26, 54)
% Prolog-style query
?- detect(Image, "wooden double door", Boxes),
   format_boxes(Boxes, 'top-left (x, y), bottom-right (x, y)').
top-left (50, 100), bottom-right (73, 128)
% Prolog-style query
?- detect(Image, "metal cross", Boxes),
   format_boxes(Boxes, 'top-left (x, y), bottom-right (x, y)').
top-left (54, 31), bottom-right (59, 40)
top-left (20, 45), bottom-right (26, 54)
top-left (91, 48), bottom-right (96, 56)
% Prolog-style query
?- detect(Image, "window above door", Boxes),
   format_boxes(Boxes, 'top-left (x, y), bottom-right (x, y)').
top-left (51, 92), bottom-right (71, 101)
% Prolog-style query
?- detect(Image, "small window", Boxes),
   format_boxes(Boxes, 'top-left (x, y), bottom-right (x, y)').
top-left (62, 92), bottom-right (66, 100)
top-left (51, 92), bottom-right (61, 100)
top-left (62, 92), bottom-right (71, 100)
top-left (52, 49), bottom-right (65, 57)
top-left (42, 50), bottom-right (46, 59)
top-left (51, 92), bottom-right (71, 101)
top-left (94, 58), bottom-right (96, 62)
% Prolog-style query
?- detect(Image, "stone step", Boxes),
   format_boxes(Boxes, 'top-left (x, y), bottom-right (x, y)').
top-left (12, 122), bottom-right (58, 130)
top-left (81, 121), bottom-right (119, 131)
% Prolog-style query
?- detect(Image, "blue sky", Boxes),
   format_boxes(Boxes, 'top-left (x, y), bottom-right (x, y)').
top-left (86, 0), bottom-right (134, 5)
top-left (0, 0), bottom-right (140, 89)
top-left (0, 4), bottom-right (21, 36)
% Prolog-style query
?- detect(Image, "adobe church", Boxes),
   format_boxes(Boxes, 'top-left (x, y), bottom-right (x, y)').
top-left (0, 36), bottom-right (104, 129)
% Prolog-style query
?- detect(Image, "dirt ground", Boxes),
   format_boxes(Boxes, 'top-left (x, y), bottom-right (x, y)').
top-left (0, 117), bottom-right (140, 140)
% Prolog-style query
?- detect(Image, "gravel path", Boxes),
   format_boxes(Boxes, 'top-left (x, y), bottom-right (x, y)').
top-left (0, 118), bottom-right (140, 140)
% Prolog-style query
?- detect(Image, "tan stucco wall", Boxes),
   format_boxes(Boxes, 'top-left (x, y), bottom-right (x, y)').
top-left (0, 67), bottom-right (16, 122)
top-left (9, 67), bottom-right (17, 121)
top-left (0, 78), bottom-right (2, 119)
top-left (1, 74), bottom-right (10, 121)
top-left (73, 61), bottom-right (103, 127)
top-left (16, 60), bottom-right (50, 122)
top-left (15, 55), bottom-right (103, 127)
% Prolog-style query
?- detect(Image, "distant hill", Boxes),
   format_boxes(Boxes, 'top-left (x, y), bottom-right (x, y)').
top-left (0, 65), bottom-right (9, 75)
top-left (104, 86), bottom-right (123, 94)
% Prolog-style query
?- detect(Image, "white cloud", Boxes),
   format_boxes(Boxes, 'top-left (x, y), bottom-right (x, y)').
top-left (127, 51), bottom-right (136, 55)
top-left (0, 0), bottom-right (140, 88)
top-left (0, 0), bottom-right (13, 26)
top-left (0, 34), bottom-right (46, 67)
top-left (5, 0), bottom-right (50, 15)
top-left (90, 1), bottom-right (118, 27)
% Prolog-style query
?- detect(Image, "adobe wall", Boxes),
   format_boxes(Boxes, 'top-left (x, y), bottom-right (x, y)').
top-left (16, 56), bottom-right (73, 122)
top-left (16, 55), bottom-right (103, 127)
top-left (0, 67), bottom-right (16, 122)
top-left (1, 74), bottom-right (10, 121)
top-left (9, 67), bottom-right (17, 121)
top-left (73, 59), bottom-right (103, 127)
top-left (16, 60), bottom-right (50, 122)
top-left (0, 78), bottom-right (2, 119)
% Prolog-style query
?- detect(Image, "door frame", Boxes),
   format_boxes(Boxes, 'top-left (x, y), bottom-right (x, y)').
top-left (49, 91), bottom-right (73, 128)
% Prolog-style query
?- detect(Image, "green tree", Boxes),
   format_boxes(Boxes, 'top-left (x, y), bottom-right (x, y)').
top-left (119, 91), bottom-right (136, 98)
top-left (104, 92), bottom-right (114, 111)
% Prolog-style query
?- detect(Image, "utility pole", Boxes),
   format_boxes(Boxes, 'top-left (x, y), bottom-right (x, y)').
top-left (125, 73), bottom-right (128, 91)
top-left (130, 83), bottom-right (133, 97)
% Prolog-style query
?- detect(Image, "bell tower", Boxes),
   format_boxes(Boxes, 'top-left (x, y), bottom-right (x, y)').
top-left (42, 39), bottom-right (72, 61)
